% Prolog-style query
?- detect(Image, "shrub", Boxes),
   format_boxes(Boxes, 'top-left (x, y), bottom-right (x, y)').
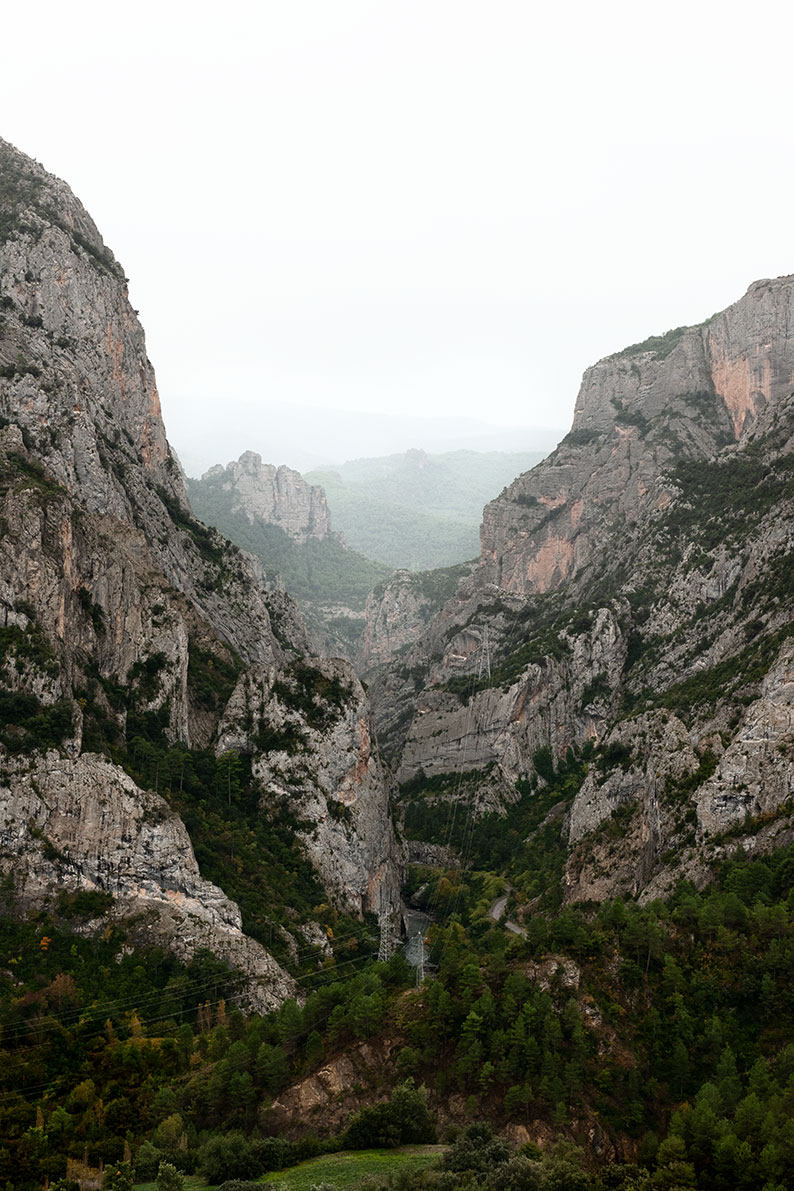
top-left (156, 1161), bottom-right (185, 1191)
top-left (104, 1164), bottom-right (135, 1191)
top-left (345, 1080), bottom-right (435, 1149)
top-left (135, 1139), bottom-right (163, 1179)
top-left (198, 1133), bottom-right (260, 1183)
top-left (442, 1121), bottom-right (511, 1173)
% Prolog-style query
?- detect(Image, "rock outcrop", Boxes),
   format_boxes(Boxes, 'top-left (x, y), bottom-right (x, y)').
top-left (0, 137), bottom-right (401, 1000)
top-left (0, 751), bottom-right (293, 1012)
top-left (361, 562), bottom-right (475, 672)
top-left (370, 275), bottom-right (794, 903)
top-left (187, 453), bottom-right (396, 668)
top-left (198, 452), bottom-right (331, 544)
top-left (480, 277), bottom-right (794, 597)
top-left (216, 657), bottom-right (401, 915)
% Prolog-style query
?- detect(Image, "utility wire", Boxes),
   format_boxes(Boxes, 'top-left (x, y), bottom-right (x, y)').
top-left (0, 920), bottom-right (377, 1045)
top-left (0, 947), bottom-right (386, 1107)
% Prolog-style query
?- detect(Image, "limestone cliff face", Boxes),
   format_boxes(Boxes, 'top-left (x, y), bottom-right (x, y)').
top-left (0, 137), bottom-right (304, 670)
top-left (563, 644), bottom-right (794, 904)
top-left (481, 277), bottom-right (794, 596)
top-left (0, 751), bottom-right (293, 1012)
top-left (394, 603), bottom-right (626, 787)
top-left (371, 275), bottom-right (794, 903)
top-left (0, 137), bottom-right (400, 997)
top-left (215, 657), bottom-right (401, 915)
top-left (199, 452), bottom-right (331, 544)
top-left (362, 572), bottom-right (433, 670)
top-left (361, 562), bottom-right (474, 672)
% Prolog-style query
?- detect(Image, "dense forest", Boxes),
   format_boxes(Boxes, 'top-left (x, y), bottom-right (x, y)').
top-left (4, 792), bottom-right (794, 1189)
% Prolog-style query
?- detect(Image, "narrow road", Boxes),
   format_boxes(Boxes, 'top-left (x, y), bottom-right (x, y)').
top-left (487, 886), bottom-right (527, 937)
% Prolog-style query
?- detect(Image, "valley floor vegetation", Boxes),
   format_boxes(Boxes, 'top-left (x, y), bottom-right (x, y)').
top-left (3, 835), bottom-right (794, 1190)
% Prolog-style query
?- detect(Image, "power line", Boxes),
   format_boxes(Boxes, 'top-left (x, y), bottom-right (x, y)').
top-left (0, 919), bottom-right (378, 1046)
top-left (0, 947), bottom-right (384, 1107)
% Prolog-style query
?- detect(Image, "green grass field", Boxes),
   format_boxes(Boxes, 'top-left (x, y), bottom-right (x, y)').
top-left (261, 1146), bottom-right (445, 1191)
top-left (134, 1145), bottom-right (445, 1191)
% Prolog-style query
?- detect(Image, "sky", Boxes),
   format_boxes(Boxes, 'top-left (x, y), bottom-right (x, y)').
top-left (3, 1), bottom-right (794, 473)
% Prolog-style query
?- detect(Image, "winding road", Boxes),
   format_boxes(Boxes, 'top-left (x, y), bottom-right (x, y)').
top-left (488, 886), bottom-right (527, 937)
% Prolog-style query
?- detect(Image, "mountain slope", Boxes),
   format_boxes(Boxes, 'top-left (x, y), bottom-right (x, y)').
top-left (370, 275), bottom-right (794, 909)
top-left (0, 137), bottom-right (400, 1007)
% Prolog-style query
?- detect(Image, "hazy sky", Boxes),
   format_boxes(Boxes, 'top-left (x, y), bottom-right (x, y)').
top-left (3, 1), bottom-right (794, 471)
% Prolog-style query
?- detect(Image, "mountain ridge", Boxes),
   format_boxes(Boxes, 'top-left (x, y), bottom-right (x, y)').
top-left (0, 136), bottom-right (401, 1008)
top-left (369, 272), bottom-right (794, 910)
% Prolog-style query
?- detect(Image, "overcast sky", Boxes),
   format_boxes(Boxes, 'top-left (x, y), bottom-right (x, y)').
top-left (3, 1), bottom-right (793, 472)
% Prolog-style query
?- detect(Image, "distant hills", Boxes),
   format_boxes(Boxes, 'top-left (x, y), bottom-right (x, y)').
top-left (306, 447), bottom-right (548, 569)
top-left (171, 404), bottom-right (563, 477)
top-left (187, 446), bottom-right (550, 657)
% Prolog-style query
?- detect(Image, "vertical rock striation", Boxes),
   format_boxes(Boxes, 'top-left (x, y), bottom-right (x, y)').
top-left (0, 137), bottom-right (401, 999)
top-left (199, 452), bottom-right (332, 544)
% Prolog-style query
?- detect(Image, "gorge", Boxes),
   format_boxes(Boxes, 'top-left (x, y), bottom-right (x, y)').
top-left (2, 137), bottom-right (794, 1191)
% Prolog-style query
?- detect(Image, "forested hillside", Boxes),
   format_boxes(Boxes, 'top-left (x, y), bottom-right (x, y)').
top-left (5, 842), bottom-right (794, 1189)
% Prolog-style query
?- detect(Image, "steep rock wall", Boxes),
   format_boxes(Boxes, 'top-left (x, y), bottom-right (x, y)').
top-left (481, 276), bottom-right (794, 597)
top-left (0, 137), bottom-right (401, 995)
top-left (200, 451), bottom-right (331, 543)
top-left (371, 276), bottom-right (794, 902)
top-left (216, 657), bottom-right (402, 915)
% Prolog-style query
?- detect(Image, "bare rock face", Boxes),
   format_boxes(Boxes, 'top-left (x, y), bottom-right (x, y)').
top-left (0, 138), bottom-right (304, 672)
top-left (563, 647), bottom-right (794, 905)
top-left (563, 712), bottom-right (700, 903)
top-left (696, 645), bottom-right (794, 835)
top-left (200, 451), bottom-right (331, 544)
top-left (370, 274), bottom-right (794, 904)
top-left (362, 571), bottom-right (435, 669)
top-left (268, 1038), bottom-right (396, 1136)
top-left (375, 591), bottom-right (626, 793)
top-left (361, 563), bottom-right (475, 672)
top-left (0, 141), bottom-right (173, 509)
top-left (216, 657), bottom-right (402, 915)
top-left (480, 276), bottom-right (794, 597)
top-left (0, 137), bottom-right (400, 998)
top-left (0, 751), bottom-right (293, 1012)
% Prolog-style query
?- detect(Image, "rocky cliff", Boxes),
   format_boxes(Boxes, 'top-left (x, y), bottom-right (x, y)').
top-left (188, 453), bottom-right (393, 666)
top-left (0, 750), bottom-right (293, 1012)
top-left (0, 137), bottom-right (400, 1000)
top-left (215, 657), bottom-right (400, 915)
top-left (371, 276), bottom-right (794, 906)
top-left (361, 561), bottom-right (474, 672)
top-left (196, 452), bottom-right (331, 544)
top-left (480, 278), bottom-right (792, 596)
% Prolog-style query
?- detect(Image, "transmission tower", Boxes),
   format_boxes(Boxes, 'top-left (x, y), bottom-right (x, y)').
top-left (474, 626), bottom-right (492, 683)
top-left (377, 911), bottom-right (395, 963)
